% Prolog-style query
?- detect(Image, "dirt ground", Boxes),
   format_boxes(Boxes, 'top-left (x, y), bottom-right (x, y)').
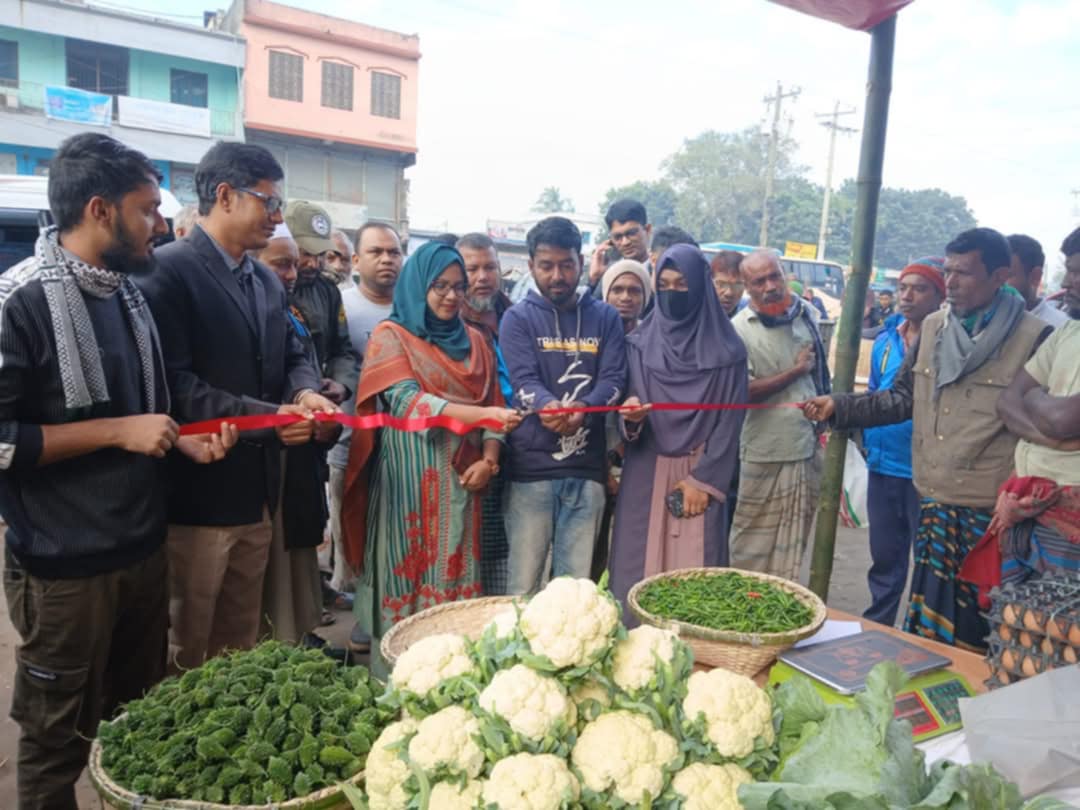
top-left (0, 525), bottom-right (879, 808)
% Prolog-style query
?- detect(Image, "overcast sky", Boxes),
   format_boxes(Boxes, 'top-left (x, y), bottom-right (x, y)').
top-left (103, 0), bottom-right (1080, 273)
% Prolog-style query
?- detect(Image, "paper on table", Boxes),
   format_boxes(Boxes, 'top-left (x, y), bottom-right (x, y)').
top-left (793, 619), bottom-right (862, 648)
top-left (959, 666), bottom-right (1080, 797)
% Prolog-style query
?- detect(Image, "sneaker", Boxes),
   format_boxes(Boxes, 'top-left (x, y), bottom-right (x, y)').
top-left (349, 623), bottom-right (372, 653)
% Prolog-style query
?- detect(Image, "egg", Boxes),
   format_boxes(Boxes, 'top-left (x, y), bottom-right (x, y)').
top-left (1019, 631), bottom-right (1035, 648)
top-left (1048, 619), bottom-right (1065, 641)
top-left (998, 623), bottom-right (1013, 642)
top-left (1069, 622), bottom-right (1080, 646)
top-left (1001, 648), bottom-right (1017, 671)
top-left (1041, 637), bottom-right (1055, 657)
top-left (996, 669), bottom-right (1012, 686)
top-left (1064, 645), bottom-right (1078, 665)
top-left (1023, 608), bottom-right (1045, 633)
top-left (1003, 603), bottom-right (1019, 625)
top-left (1021, 655), bottom-right (1039, 677)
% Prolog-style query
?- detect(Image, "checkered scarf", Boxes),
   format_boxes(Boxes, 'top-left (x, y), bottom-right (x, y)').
top-left (35, 227), bottom-right (166, 417)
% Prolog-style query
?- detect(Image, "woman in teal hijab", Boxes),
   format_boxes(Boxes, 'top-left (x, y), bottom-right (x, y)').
top-left (345, 241), bottom-right (521, 676)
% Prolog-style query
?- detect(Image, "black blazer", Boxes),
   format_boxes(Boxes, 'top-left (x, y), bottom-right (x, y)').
top-left (138, 226), bottom-right (320, 526)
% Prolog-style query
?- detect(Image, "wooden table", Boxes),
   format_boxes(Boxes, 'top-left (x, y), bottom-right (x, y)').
top-left (750, 608), bottom-right (991, 691)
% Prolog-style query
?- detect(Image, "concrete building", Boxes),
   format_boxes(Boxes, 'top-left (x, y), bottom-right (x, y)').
top-left (0, 0), bottom-right (244, 204)
top-left (219, 0), bottom-right (419, 232)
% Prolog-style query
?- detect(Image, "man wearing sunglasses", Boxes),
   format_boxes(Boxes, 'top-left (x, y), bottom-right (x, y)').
top-left (138, 142), bottom-right (336, 672)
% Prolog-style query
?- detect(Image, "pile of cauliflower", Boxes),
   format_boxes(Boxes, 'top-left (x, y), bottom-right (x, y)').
top-left (360, 576), bottom-right (777, 810)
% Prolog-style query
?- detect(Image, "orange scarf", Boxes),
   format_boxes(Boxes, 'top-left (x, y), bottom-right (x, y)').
top-left (341, 321), bottom-right (502, 570)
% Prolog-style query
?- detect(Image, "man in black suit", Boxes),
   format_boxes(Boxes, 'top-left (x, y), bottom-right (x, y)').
top-left (138, 142), bottom-right (336, 670)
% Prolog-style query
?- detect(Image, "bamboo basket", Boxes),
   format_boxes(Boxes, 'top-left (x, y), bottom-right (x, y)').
top-left (88, 737), bottom-right (364, 810)
top-left (380, 596), bottom-right (521, 667)
top-left (628, 567), bottom-right (827, 677)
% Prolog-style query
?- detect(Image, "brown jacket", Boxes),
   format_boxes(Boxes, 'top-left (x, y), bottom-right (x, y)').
top-left (832, 309), bottom-right (1051, 509)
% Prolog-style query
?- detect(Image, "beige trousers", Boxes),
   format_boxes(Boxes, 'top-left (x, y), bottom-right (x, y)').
top-left (166, 511), bottom-right (272, 672)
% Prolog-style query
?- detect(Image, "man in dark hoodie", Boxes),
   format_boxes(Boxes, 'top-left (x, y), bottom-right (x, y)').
top-left (500, 216), bottom-right (628, 594)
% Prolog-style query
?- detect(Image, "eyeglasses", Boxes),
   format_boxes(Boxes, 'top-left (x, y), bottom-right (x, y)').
top-left (430, 281), bottom-right (468, 298)
top-left (235, 187), bottom-right (284, 215)
top-left (610, 226), bottom-right (642, 243)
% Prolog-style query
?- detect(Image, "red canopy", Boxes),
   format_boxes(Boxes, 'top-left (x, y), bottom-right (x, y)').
top-left (766, 0), bottom-right (912, 30)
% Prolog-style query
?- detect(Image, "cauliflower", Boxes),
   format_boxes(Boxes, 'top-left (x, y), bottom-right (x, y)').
top-left (390, 633), bottom-right (478, 697)
top-left (682, 668), bottom-right (775, 760)
top-left (429, 778), bottom-right (484, 809)
top-left (407, 705), bottom-right (484, 779)
top-left (519, 577), bottom-right (619, 670)
top-left (364, 718), bottom-right (418, 810)
top-left (486, 608), bottom-right (519, 639)
top-left (482, 753), bottom-right (580, 810)
top-left (671, 762), bottom-right (752, 810)
top-left (568, 677), bottom-right (610, 728)
top-left (611, 625), bottom-right (678, 692)
top-left (479, 665), bottom-right (575, 743)
top-left (571, 710), bottom-right (680, 805)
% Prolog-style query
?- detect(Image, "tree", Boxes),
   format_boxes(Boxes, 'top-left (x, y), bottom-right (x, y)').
top-left (827, 182), bottom-right (976, 268)
top-left (532, 186), bottom-right (574, 213)
top-left (660, 127), bottom-right (803, 244)
top-left (598, 180), bottom-right (679, 229)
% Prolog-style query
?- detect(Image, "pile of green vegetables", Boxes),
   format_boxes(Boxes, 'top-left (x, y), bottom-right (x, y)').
top-left (637, 571), bottom-right (814, 634)
top-left (97, 641), bottom-right (393, 805)
top-left (739, 663), bottom-right (1069, 810)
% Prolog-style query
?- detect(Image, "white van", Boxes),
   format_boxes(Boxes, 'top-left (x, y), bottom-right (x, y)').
top-left (0, 174), bottom-right (183, 272)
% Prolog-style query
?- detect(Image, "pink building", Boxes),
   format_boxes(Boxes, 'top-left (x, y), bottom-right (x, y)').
top-left (221, 0), bottom-right (419, 231)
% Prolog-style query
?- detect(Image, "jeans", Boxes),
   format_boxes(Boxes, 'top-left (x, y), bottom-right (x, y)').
top-left (865, 471), bottom-right (921, 626)
top-left (504, 478), bottom-right (606, 595)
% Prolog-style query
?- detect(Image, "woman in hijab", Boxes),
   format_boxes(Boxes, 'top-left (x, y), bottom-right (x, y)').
top-left (342, 242), bottom-right (521, 675)
top-left (608, 244), bottom-right (749, 617)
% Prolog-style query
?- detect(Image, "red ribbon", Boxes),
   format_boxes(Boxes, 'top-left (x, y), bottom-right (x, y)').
top-left (178, 401), bottom-right (803, 437)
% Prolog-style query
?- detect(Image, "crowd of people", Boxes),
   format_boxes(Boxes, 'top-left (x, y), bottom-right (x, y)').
top-left (2, 131), bottom-right (1080, 808)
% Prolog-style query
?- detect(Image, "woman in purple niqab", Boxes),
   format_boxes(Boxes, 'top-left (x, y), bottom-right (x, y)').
top-left (609, 244), bottom-right (749, 620)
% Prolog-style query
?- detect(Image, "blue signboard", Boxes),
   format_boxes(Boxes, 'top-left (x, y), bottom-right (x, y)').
top-left (43, 86), bottom-right (112, 127)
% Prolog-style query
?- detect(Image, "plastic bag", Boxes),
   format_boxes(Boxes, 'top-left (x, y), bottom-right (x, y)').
top-left (839, 439), bottom-right (869, 529)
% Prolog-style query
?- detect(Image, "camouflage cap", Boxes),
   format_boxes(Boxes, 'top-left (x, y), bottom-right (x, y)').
top-left (284, 200), bottom-right (336, 255)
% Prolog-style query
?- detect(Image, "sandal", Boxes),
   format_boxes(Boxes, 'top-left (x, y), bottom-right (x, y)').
top-left (320, 610), bottom-right (336, 627)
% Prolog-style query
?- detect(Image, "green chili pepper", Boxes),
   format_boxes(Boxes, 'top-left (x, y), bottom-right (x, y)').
top-left (637, 572), bottom-right (813, 634)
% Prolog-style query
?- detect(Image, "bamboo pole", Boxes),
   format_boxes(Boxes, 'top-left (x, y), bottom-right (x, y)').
top-left (808, 14), bottom-right (897, 601)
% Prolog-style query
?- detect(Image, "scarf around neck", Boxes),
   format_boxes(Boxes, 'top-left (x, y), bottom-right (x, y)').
top-left (935, 289), bottom-right (1024, 397)
top-left (754, 296), bottom-right (831, 396)
top-left (34, 227), bottom-right (166, 417)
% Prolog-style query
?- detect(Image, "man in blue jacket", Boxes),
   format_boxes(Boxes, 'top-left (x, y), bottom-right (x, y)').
top-left (862, 258), bottom-right (945, 624)
top-left (500, 217), bottom-right (628, 594)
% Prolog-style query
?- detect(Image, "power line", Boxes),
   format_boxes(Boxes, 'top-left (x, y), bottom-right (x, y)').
top-left (760, 81), bottom-right (800, 247)
top-left (816, 101), bottom-right (857, 260)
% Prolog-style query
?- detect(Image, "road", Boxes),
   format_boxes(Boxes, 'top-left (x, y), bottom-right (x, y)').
top-left (0, 525), bottom-right (880, 807)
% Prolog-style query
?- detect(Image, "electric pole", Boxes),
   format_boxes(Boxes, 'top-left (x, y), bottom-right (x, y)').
top-left (760, 81), bottom-right (801, 247)
top-left (816, 101), bottom-right (858, 260)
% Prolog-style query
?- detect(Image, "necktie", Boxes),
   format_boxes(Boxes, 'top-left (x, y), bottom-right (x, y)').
top-left (235, 265), bottom-right (257, 323)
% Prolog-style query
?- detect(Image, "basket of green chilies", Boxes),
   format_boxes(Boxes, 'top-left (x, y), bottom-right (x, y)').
top-left (628, 567), bottom-right (827, 676)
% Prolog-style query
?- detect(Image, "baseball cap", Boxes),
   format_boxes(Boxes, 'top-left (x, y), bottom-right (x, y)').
top-left (284, 200), bottom-right (336, 255)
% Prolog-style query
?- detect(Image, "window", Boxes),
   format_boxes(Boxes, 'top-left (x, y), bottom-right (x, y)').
top-left (370, 71), bottom-right (401, 119)
top-left (0, 40), bottom-right (17, 89)
top-left (170, 69), bottom-right (208, 108)
top-left (321, 61), bottom-right (353, 110)
top-left (65, 39), bottom-right (128, 97)
top-left (268, 50), bottom-right (303, 102)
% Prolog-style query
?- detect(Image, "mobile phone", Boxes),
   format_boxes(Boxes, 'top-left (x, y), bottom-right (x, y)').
top-left (665, 489), bottom-right (685, 519)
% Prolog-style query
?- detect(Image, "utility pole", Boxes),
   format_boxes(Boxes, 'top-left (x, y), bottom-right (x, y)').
top-left (760, 81), bottom-right (801, 247)
top-left (816, 101), bottom-right (858, 260)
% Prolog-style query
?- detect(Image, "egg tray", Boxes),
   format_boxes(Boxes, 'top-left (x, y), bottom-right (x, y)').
top-left (984, 576), bottom-right (1080, 648)
top-left (982, 577), bottom-right (1080, 689)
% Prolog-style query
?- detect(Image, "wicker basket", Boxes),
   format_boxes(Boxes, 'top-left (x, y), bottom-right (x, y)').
top-left (88, 737), bottom-right (363, 810)
top-left (628, 567), bottom-right (827, 677)
top-left (380, 596), bottom-right (521, 667)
